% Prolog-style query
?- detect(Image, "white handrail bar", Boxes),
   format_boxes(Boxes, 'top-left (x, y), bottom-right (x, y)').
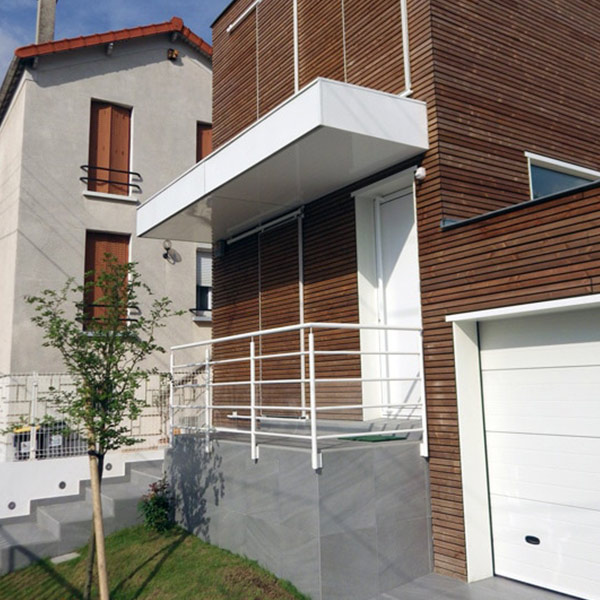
top-left (318, 428), bottom-right (422, 441)
top-left (171, 322), bottom-right (422, 351)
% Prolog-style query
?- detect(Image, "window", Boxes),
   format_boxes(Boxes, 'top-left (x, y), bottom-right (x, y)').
top-left (84, 231), bottom-right (130, 328)
top-left (88, 101), bottom-right (132, 195)
top-left (195, 250), bottom-right (212, 314)
top-left (196, 122), bottom-right (212, 162)
top-left (526, 152), bottom-right (600, 199)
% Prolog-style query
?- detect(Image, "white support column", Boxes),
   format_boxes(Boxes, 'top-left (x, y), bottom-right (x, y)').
top-left (308, 329), bottom-right (322, 470)
top-left (250, 338), bottom-right (259, 461)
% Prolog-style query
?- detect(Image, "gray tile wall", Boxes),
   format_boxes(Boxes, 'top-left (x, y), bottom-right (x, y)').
top-left (167, 436), bottom-right (431, 600)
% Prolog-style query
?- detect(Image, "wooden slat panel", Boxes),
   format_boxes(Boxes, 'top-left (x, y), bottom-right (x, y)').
top-left (84, 231), bottom-right (129, 326)
top-left (196, 123), bottom-right (212, 162)
top-left (88, 102), bottom-right (111, 194)
top-left (109, 105), bottom-right (131, 195)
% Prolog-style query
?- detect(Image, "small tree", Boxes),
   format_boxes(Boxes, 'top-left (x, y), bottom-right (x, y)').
top-left (27, 255), bottom-right (180, 600)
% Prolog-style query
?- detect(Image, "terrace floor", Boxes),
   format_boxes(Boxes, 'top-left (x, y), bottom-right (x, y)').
top-left (371, 574), bottom-right (578, 600)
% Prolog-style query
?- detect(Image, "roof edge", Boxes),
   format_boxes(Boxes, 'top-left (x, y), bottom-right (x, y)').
top-left (15, 16), bottom-right (212, 61)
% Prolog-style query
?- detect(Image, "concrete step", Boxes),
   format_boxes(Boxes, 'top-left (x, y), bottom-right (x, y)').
top-left (0, 522), bottom-right (59, 575)
top-left (0, 459), bottom-right (163, 575)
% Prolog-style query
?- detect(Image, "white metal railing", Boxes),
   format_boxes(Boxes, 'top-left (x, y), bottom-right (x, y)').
top-left (169, 323), bottom-right (427, 470)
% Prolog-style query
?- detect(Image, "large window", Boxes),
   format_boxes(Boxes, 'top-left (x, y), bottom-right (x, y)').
top-left (88, 101), bottom-right (132, 195)
top-left (195, 250), bottom-right (212, 314)
top-left (526, 152), bottom-right (600, 199)
top-left (84, 231), bottom-right (130, 328)
top-left (196, 122), bottom-right (212, 162)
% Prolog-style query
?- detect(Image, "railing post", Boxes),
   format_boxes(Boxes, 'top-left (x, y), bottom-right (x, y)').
top-left (29, 373), bottom-right (38, 461)
top-left (168, 353), bottom-right (174, 447)
top-left (418, 330), bottom-right (429, 457)
top-left (250, 337), bottom-right (259, 461)
top-left (204, 345), bottom-right (212, 454)
top-left (308, 328), bottom-right (322, 470)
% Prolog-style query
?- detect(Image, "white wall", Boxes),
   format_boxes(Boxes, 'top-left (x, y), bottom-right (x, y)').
top-left (7, 36), bottom-right (212, 373)
top-left (0, 77), bottom-right (27, 374)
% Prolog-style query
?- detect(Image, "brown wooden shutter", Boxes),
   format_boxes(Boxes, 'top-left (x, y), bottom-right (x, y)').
top-left (196, 123), bottom-right (212, 162)
top-left (109, 105), bottom-right (131, 195)
top-left (88, 101), bottom-right (131, 195)
top-left (84, 231), bottom-right (130, 327)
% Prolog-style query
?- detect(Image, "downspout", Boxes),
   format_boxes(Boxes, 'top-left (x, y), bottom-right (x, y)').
top-left (293, 0), bottom-right (299, 92)
top-left (399, 0), bottom-right (413, 97)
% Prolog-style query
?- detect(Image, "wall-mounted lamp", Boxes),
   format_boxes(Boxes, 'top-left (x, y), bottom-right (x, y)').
top-left (163, 239), bottom-right (174, 262)
top-left (167, 48), bottom-right (179, 61)
top-left (105, 42), bottom-right (114, 56)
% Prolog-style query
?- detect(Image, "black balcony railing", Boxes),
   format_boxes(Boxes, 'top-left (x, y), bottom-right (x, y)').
top-left (80, 164), bottom-right (142, 193)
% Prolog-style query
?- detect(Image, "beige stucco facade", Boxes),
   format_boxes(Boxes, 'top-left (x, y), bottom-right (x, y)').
top-left (0, 34), bottom-right (212, 374)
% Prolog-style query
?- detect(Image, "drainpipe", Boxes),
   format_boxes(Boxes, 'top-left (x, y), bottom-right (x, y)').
top-left (399, 0), bottom-right (413, 97)
top-left (36, 0), bottom-right (57, 44)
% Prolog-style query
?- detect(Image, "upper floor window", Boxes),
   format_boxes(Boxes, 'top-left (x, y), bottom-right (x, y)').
top-left (88, 101), bottom-right (132, 196)
top-left (526, 152), bottom-right (600, 199)
top-left (196, 122), bottom-right (212, 162)
top-left (194, 250), bottom-right (212, 316)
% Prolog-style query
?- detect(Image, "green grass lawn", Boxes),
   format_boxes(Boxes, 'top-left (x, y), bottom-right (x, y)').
top-left (0, 526), bottom-right (309, 600)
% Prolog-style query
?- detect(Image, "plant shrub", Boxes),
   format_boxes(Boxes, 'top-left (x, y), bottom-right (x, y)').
top-left (138, 477), bottom-right (174, 532)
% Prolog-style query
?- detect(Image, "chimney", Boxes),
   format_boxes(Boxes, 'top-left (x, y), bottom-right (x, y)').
top-left (36, 0), bottom-right (57, 44)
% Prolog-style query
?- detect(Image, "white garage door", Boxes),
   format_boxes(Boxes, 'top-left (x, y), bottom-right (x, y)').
top-left (480, 308), bottom-right (600, 600)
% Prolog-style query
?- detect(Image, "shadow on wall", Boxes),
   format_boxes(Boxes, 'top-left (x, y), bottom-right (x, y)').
top-left (167, 436), bottom-right (225, 542)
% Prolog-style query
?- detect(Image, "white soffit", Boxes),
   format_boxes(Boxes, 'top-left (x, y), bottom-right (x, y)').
top-left (446, 293), bottom-right (600, 323)
top-left (137, 78), bottom-right (429, 243)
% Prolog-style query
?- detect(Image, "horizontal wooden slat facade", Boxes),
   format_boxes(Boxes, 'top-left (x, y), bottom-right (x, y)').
top-left (212, 0), bottom-right (409, 146)
top-left (429, 0), bottom-right (600, 222)
top-left (211, 195), bottom-right (362, 423)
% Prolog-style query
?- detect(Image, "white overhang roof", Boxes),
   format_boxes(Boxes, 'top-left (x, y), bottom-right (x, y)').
top-left (137, 78), bottom-right (429, 243)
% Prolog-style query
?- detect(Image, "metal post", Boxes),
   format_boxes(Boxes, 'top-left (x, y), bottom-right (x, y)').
top-left (308, 329), bottom-right (322, 470)
top-left (29, 373), bottom-right (38, 461)
top-left (168, 354), bottom-right (174, 447)
top-left (418, 330), bottom-right (429, 457)
top-left (250, 338), bottom-right (259, 461)
top-left (204, 345), bottom-right (211, 454)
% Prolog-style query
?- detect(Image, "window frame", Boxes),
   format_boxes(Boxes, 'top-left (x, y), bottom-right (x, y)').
top-left (193, 248), bottom-right (212, 322)
top-left (525, 151), bottom-right (600, 200)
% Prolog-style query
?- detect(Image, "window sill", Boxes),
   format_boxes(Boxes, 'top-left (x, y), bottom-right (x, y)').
top-left (83, 190), bottom-right (138, 204)
top-left (192, 310), bottom-right (212, 323)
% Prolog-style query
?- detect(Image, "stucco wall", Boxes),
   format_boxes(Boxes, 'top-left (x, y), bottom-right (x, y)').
top-left (0, 77), bottom-right (27, 374)
top-left (8, 36), bottom-right (212, 373)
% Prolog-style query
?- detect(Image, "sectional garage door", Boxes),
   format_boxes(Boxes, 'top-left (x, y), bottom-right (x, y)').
top-left (480, 308), bottom-right (600, 600)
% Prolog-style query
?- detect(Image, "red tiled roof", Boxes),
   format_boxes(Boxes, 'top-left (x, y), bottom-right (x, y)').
top-left (15, 17), bottom-right (212, 60)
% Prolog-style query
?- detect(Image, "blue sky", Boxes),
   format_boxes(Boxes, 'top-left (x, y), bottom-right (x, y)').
top-left (0, 0), bottom-right (231, 76)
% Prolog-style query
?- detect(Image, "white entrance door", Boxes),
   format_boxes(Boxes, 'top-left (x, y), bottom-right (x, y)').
top-left (375, 190), bottom-right (422, 418)
top-left (480, 308), bottom-right (600, 600)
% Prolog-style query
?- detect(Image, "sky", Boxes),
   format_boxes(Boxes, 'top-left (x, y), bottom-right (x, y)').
top-left (0, 0), bottom-right (231, 76)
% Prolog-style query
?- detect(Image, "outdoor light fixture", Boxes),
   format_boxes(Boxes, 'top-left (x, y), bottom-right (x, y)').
top-left (162, 239), bottom-right (173, 261)
top-left (167, 48), bottom-right (179, 61)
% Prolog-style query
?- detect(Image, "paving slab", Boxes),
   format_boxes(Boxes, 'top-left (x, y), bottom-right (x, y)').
top-left (370, 574), bottom-right (579, 600)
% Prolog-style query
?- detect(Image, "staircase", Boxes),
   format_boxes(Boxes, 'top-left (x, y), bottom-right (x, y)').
top-left (0, 461), bottom-right (162, 575)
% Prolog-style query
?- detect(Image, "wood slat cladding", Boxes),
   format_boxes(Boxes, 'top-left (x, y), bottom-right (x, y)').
top-left (297, 0), bottom-right (345, 88)
top-left (343, 0), bottom-right (404, 93)
top-left (257, 0), bottom-right (295, 117)
top-left (212, 235), bottom-right (259, 424)
top-left (211, 0), bottom-right (409, 146)
top-left (303, 194), bottom-right (362, 420)
top-left (258, 222), bottom-right (302, 414)
top-left (212, 0), bottom-right (258, 149)
top-left (429, 0), bottom-right (600, 222)
top-left (211, 194), bottom-right (362, 423)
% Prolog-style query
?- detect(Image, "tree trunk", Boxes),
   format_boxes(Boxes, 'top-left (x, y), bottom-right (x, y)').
top-left (84, 454), bottom-right (103, 600)
top-left (89, 450), bottom-right (109, 600)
